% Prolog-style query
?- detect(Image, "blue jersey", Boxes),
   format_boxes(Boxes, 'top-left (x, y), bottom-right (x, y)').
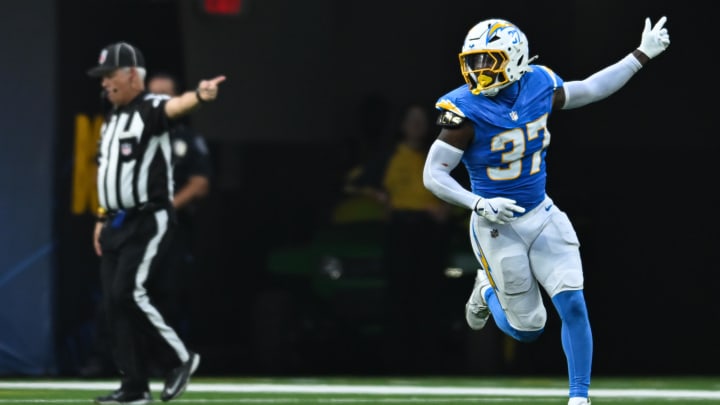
top-left (436, 65), bottom-right (563, 214)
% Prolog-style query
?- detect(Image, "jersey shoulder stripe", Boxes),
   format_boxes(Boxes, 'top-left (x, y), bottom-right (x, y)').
top-left (534, 65), bottom-right (562, 90)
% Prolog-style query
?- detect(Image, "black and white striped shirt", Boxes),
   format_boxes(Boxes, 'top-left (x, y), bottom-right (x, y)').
top-left (97, 92), bottom-right (174, 212)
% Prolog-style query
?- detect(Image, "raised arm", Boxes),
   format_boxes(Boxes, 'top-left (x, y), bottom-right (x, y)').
top-left (554, 16), bottom-right (669, 110)
top-left (165, 75), bottom-right (227, 119)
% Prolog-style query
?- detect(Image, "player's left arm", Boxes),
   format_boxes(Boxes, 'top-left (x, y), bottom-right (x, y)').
top-left (553, 16), bottom-right (669, 110)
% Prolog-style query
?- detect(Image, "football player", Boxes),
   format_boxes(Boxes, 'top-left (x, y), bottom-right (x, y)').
top-left (423, 16), bottom-right (669, 405)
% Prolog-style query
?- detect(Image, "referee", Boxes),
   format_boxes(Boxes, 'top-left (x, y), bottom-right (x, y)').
top-left (87, 41), bottom-right (226, 405)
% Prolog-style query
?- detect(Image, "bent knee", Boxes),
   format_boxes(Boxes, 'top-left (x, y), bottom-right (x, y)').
top-left (507, 308), bottom-right (547, 338)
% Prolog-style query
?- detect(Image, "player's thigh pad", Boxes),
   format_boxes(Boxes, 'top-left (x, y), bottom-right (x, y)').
top-left (470, 216), bottom-right (546, 331)
top-left (530, 210), bottom-right (584, 298)
top-left (495, 255), bottom-right (547, 331)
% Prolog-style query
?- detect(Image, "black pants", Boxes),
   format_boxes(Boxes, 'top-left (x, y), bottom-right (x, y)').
top-left (146, 215), bottom-right (195, 342)
top-left (98, 208), bottom-right (189, 392)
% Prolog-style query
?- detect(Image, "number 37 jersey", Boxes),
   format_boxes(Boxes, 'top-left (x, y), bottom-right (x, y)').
top-left (436, 65), bottom-right (564, 214)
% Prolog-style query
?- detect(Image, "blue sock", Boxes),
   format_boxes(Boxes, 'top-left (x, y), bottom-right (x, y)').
top-left (552, 290), bottom-right (592, 398)
top-left (484, 288), bottom-right (543, 343)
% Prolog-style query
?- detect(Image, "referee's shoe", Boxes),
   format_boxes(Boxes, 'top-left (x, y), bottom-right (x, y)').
top-left (161, 352), bottom-right (200, 402)
top-left (95, 389), bottom-right (151, 405)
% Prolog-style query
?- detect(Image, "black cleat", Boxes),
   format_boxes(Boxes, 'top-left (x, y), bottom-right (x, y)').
top-left (94, 389), bottom-right (152, 405)
top-left (161, 351), bottom-right (200, 402)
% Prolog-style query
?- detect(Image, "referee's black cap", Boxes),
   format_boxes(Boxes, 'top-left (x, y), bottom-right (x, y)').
top-left (87, 42), bottom-right (145, 77)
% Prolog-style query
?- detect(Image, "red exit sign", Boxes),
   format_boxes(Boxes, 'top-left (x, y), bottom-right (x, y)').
top-left (203, 0), bottom-right (243, 16)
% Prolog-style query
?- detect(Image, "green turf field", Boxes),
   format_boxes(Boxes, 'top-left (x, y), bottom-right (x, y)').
top-left (1, 376), bottom-right (719, 404)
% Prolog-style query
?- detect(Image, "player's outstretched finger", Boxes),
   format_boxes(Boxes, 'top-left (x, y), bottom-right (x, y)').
top-left (654, 16), bottom-right (667, 31)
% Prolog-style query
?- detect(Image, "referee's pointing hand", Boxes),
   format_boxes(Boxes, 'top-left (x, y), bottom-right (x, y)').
top-left (197, 75), bottom-right (227, 102)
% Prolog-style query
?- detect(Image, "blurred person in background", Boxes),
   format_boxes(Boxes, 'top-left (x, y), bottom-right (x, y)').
top-left (423, 17), bottom-right (669, 405)
top-left (87, 41), bottom-right (225, 404)
top-left (342, 103), bottom-right (456, 369)
top-left (381, 104), bottom-right (456, 370)
top-left (332, 94), bottom-right (394, 224)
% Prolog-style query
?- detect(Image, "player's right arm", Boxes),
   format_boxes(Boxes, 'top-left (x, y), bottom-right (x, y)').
top-left (423, 112), bottom-right (524, 224)
top-left (422, 116), bottom-right (477, 209)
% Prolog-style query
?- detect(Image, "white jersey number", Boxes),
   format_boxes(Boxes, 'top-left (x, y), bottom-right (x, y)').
top-left (487, 113), bottom-right (550, 181)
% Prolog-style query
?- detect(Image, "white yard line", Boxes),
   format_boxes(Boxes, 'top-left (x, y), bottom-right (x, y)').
top-left (0, 381), bottom-right (719, 400)
top-left (0, 400), bottom-right (550, 404)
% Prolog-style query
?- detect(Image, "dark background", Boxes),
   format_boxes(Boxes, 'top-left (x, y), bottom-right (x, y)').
top-left (1, 0), bottom-right (718, 377)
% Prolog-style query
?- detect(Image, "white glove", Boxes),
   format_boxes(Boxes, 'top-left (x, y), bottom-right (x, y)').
top-left (474, 197), bottom-right (526, 224)
top-left (638, 16), bottom-right (670, 59)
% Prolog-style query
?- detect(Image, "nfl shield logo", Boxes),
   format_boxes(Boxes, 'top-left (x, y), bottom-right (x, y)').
top-left (99, 49), bottom-right (108, 64)
top-left (121, 142), bottom-right (132, 156)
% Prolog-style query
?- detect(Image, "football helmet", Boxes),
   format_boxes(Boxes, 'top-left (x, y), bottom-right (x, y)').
top-left (459, 19), bottom-right (535, 96)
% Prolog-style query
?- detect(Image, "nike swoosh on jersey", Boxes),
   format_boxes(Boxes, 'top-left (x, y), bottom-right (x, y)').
top-left (544, 204), bottom-right (553, 211)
